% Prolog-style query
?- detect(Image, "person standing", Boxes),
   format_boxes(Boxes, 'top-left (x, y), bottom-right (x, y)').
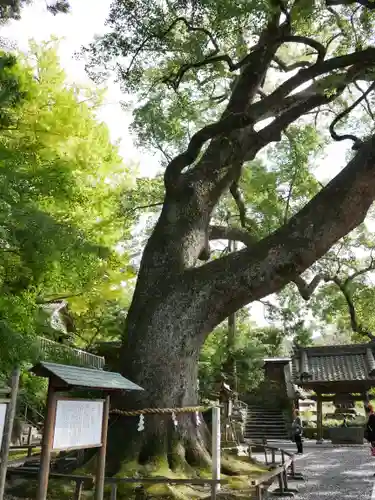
top-left (365, 404), bottom-right (375, 466)
top-left (292, 410), bottom-right (303, 454)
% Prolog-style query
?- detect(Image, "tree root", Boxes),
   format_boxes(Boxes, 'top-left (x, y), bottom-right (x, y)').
top-left (5, 452), bottom-right (266, 500)
top-left (6, 437), bottom-right (266, 500)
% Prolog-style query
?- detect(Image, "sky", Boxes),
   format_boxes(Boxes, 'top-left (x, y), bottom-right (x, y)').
top-left (0, 0), bottom-right (161, 177)
top-left (0, 0), bottom-right (358, 329)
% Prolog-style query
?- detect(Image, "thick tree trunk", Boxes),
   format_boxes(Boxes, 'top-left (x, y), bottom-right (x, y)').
top-left (105, 135), bottom-right (375, 481)
top-left (106, 291), bottom-right (212, 476)
top-left (99, 12), bottom-right (375, 485)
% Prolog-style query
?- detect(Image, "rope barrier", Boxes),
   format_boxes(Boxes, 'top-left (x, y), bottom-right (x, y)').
top-left (110, 405), bottom-right (212, 417)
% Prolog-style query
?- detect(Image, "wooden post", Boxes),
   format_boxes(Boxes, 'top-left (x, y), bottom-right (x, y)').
top-left (227, 238), bottom-right (237, 395)
top-left (27, 426), bottom-right (33, 458)
top-left (94, 395), bottom-right (110, 500)
top-left (316, 394), bottom-right (323, 444)
top-left (278, 473), bottom-right (284, 493)
top-left (110, 483), bottom-right (118, 500)
top-left (36, 382), bottom-right (57, 500)
top-left (211, 406), bottom-right (221, 500)
top-left (363, 392), bottom-right (370, 412)
top-left (73, 480), bottom-right (83, 500)
top-left (0, 367), bottom-right (20, 500)
top-left (290, 458), bottom-right (295, 478)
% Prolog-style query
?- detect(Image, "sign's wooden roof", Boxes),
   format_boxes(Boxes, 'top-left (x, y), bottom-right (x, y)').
top-left (292, 343), bottom-right (375, 389)
top-left (30, 361), bottom-right (144, 392)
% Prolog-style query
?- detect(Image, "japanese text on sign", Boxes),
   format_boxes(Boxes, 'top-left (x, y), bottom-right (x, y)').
top-left (0, 403), bottom-right (6, 446)
top-left (53, 399), bottom-right (104, 451)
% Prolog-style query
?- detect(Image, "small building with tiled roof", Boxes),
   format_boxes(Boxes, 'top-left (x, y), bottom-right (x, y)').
top-left (263, 342), bottom-right (375, 443)
top-left (291, 342), bottom-right (375, 442)
top-left (292, 342), bottom-right (375, 394)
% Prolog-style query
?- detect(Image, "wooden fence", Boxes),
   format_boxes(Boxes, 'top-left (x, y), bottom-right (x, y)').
top-left (6, 442), bottom-right (303, 500)
top-left (249, 442), bottom-right (303, 499)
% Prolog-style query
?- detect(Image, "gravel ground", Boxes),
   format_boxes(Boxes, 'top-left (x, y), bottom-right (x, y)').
top-left (257, 441), bottom-right (375, 500)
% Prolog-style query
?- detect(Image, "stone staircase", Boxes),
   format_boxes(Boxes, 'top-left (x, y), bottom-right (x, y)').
top-left (244, 406), bottom-right (290, 441)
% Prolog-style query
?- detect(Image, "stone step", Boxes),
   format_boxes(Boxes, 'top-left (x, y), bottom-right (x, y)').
top-left (245, 422), bottom-right (288, 427)
top-left (245, 427), bottom-right (288, 433)
top-left (247, 410), bottom-right (285, 415)
top-left (247, 415), bottom-right (285, 420)
top-left (247, 407), bottom-right (285, 412)
top-left (244, 430), bottom-right (289, 435)
top-left (246, 415), bottom-right (284, 421)
top-left (244, 405), bottom-right (290, 441)
top-left (245, 425), bottom-right (288, 432)
top-left (244, 434), bottom-right (289, 439)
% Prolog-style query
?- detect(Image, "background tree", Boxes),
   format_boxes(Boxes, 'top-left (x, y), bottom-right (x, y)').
top-left (294, 227), bottom-right (375, 342)
top-left (0, 40), bottom-right (135, 419)
top-left (0, 0), bottom-right (70, 22)
top-left (198, 310), bottom-right (285, 400)
top-left (81, 0), bottom-right (375, 483)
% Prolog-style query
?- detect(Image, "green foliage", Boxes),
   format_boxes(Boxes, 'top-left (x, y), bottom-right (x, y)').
top-left (0, 40), bottom-right (135, 378)
top-left (293, 323), bottom-right (314, 347)
top-left (199, 312), bottom-right (285, 398)
top-left (83, 0), bottom-right (375, 400)
top-left (0, 0), bottom-right (70, 22)
top-left (272, 225), bottom-right (375, 344)
top-left (219, 125), bottom-right (324, 238)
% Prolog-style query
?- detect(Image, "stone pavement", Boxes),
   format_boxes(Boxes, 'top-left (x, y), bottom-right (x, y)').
top-left (255, 440), bottom-right (375, 500)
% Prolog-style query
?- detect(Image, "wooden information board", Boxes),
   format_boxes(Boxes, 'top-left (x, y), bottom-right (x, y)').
top-left (52, 399), bottom-right (104, 451)
top-left (0, 403), bottom-right (6, 446)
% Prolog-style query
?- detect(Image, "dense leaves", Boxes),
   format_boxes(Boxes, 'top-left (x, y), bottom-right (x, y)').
top-left (83, 0), bottom-right (375, 361)
top-left (0, 41), bottom-right (135, 376)
top-left (199, 312), bottom-right (286, 399)
top-left (0, 0), bottom-right (70, 22)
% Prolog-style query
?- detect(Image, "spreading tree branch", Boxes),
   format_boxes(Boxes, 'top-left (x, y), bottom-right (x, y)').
top-left (123, 202), bottom-right (163, 215)
top-left (343, 252), bottom-right (375, 286)
top-left (293, 275), bottom-right (329, 300)
top-left (273, 55), bottom-right (312, 72)
top-left (229, 182), bottom-right (247, 228)
top-left (208, 225), bottom-right (256, 246)
top-left (164, 43), bottom-right (375, 192)
top-left (294, 253), bottom-right (375, 340)
top-left (354, 81), bottom-right (375, 121)
top-left (329, 82), bottom-right (375, 148)
top-left (281, 35), bottom-right (326, 62)
top-left (189, 134), bottom-right (375, 328)
top-left (326, 0), bottom-right (375, 9)
top-left (330, 275), bottom-right (375, 341)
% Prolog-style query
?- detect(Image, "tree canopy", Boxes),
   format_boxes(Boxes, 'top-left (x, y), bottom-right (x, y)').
top-left (84, 0), bottom-right (375, 333)
top-left (0, 0), bottom-right (70, 22)
top-left (4, 0), bottom-right (375, 490)
top-left (0, 40), bottom-right (135, 376)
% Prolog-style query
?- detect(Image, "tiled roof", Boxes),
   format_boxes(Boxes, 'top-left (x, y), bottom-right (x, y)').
top-left (30, 361), bottom-right (144, 392)
top-left (292, 343), bottom-right (375, 385)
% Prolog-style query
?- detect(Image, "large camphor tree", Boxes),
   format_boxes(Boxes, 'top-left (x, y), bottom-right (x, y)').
top-left (84, 0), bottom-right (375, 484)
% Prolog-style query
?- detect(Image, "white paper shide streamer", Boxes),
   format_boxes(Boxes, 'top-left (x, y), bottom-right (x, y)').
top-left (137, 414), bottom-right (145, 432)
top-left (195, 411), bottom-right (201, 426)
top-left (171, 411), bottom-right (178, 429)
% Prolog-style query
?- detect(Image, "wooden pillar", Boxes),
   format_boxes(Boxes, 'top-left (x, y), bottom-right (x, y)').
top-left (316, 394), bottom-right (323, 444)
top-left (94, 395), bottom-right (110, 500)
top-left (0, 367), bottom-right (20, 500)
top-left (36, 382), bottom-right (57, 500)
top-left (363, 391), bottom-right (370, 412)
